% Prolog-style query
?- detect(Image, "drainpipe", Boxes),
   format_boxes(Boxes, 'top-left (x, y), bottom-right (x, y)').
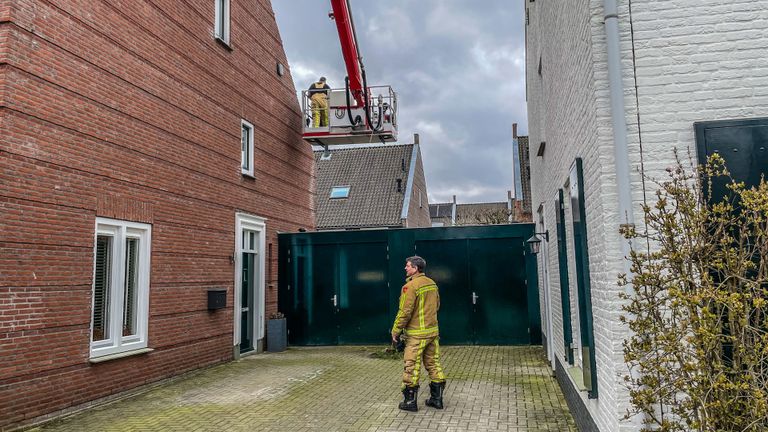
top-left (604, 1), bottom-right (644, 427)
top-left (603, 0), bottom-right (635, 252)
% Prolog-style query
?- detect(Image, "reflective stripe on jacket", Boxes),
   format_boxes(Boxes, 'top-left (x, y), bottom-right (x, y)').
top-left (391, 273), bottom-right (440, 339)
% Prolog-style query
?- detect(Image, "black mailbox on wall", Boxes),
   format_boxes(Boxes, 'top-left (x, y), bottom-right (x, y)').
top-left (207, 289), bottom-right (227, 310)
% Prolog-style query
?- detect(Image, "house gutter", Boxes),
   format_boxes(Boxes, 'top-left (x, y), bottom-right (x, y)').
top-left (603, 0), bottom-right (635, 246)
top-left (400, 140), bottom-right (420, 225)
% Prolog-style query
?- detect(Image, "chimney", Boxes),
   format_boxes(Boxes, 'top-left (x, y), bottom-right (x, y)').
top-left (512, 123), bottom-right (518, 139)
top-left (451, 195), bottom-right (457, 225)
top-left (414, 133), bottom-right (420, 144)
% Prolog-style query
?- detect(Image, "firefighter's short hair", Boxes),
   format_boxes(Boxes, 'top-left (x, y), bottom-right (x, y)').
top-left (406, 256), bottom-right (426, 273)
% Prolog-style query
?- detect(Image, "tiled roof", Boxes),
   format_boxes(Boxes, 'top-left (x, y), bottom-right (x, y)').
top-left (429, 203), bottom-right (453, 219)
top-left (455, 202), bottom-right (509, 225)
top-left (314, 144), bottom-right (414, 229)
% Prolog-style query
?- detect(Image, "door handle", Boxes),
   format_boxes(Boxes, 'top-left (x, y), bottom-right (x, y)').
top-left (472, 292), bottom-right (479, 305)
top-left (331, 294), bottom-right (337, 307)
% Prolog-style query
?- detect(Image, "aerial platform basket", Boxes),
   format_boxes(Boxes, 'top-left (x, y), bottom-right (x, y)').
top-left (301, 85), bottom-right (398, 147)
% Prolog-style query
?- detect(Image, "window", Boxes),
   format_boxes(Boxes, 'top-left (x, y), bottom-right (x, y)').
top-left (555, 189), bottom-right (574, 366)
top-left (241, 120), bottom-right (254, 176)
top-left (215, 0), bottom-right (230, 45)
top-left (568, 158), bottom-right (598, 398)
top-left (91, 218), bottom-right (151, 358)
top-left (330, 186), bottom-right (350, 199)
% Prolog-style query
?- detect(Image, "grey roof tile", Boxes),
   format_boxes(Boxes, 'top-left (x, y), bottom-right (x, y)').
top-left (314, 144), bottom-right (414, 229)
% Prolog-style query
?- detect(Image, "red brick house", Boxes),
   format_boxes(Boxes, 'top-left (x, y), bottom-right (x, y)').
top-left (0, 0), bottom-right (313, 429)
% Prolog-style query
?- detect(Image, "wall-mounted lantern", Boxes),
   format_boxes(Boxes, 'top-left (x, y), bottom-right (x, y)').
top-left (526, 231), bottom-right (549, 255)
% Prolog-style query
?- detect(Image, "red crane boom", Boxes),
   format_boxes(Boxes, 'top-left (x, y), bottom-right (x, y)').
top-left (301, 0), bottom-right (397, 146)
top-left (330, 0), bottom-right (365, 106)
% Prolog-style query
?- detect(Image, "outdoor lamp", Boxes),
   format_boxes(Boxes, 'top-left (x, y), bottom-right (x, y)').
top-left (526, 231), bottom-right (549, 255)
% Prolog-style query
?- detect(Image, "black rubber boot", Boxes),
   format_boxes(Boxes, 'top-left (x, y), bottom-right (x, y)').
top-left (398, 386), bottom-right (419, 412)
top-left (425, 381), bottom-right (445, 409)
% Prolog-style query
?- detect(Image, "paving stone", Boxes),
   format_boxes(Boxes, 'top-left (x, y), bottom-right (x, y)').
top-left (28, 346), bottom-right (576, 432)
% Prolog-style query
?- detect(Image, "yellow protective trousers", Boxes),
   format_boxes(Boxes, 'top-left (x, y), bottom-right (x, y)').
top-left (310, 93), bottom-right (329, 127)
top-left (401, 336), bottom-right (446, 388)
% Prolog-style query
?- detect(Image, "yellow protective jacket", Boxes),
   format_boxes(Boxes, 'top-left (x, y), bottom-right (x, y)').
top-left (391, 273), bottom-right (440, 339)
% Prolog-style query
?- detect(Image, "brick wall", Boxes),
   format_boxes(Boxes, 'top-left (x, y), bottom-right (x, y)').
top-left (517, 136), bottom-right (532, 216)
top-left (527, 0), bottom-right (768, 430)
top-left (0, 0), bottom-right (314, 429)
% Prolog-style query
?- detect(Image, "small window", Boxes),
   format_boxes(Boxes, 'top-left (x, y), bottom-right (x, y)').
top-left (215, 0), bottom-right (230, 45)
top-left (330, 186), bottom-right (350, 199)
top-left (241, 120), bottom-right (254, 176)
top-left (91, 218), bottom-right (151, 359)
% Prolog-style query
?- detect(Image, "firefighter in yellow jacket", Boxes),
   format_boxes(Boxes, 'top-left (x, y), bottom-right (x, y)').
top-left (391, 256), bottom-right (447, 411)
top-left (307, 77), bottom-right (330, 127)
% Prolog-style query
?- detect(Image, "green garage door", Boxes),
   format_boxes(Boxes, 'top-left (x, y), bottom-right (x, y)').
top-left (413, 239), bottom-right (473, 345)
top-left (287, 241), bottom-right (389, 345)
top-left (415, 238), bottom-right (529, 345)
top-left (279, 224), bottom-right (540, 346)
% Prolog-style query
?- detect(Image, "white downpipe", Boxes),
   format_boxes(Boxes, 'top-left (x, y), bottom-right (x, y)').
top-left (603, 0), bottom-right (635, 235)
top-left (604, 1), bottom-right (644, 428)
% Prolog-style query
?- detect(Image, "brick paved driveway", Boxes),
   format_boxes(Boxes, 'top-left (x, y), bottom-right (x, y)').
top-left (29, 346), bottom-right (576, 432)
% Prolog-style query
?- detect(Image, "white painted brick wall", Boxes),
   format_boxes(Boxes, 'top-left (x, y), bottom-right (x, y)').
top-left (527, 0), bottom-right (768, 430)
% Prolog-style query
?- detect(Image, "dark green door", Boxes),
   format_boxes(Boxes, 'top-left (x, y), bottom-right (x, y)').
top-left (469, 238), bottom-right (530, 344)
top-left (240, 251), bottom-right (255, 352)
top-left (303, 244), bottom-right (338, 345)
top-left (414, 239), bottom-right (473, 344)
top-left (336, 242), bottom-right (390, 344)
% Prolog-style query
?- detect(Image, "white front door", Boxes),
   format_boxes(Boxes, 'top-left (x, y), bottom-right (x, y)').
top-left (234, 213), bottom-right (266, 353)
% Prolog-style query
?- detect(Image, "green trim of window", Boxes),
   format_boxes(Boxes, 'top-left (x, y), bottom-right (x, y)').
top-left (569, 158), bottom-right (598, 399)
top-left (556, 189), bottom-right (574, 365)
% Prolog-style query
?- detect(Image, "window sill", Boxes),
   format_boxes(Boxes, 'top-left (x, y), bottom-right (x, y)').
top-left (215, 36), bottom-right (233, 51)
top-left (89, 347), bottom-right (154, 364)
top-left (241, 172), bottom-right (255, 180)
top-left (567, 366), bottom-right (588, 391)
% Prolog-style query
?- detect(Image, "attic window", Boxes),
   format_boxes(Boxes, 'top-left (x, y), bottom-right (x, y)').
top-left (330, 186), bottom-right (350, 199)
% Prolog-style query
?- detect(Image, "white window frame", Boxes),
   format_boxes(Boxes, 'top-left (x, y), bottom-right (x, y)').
top-left (330, 186), bottom-right (350, 199)
top-left (215, 0), bottom-right (231, 45)
top-left (234, 213), bottom-right (267, 347)
top-left (241, 120), bottom-right (254, 177)
top-left (90, 217), bottom-right (151, 359)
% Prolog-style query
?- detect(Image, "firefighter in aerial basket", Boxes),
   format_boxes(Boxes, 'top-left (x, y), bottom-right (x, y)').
top-left (391, 255), bottom-right (447, 412)
top-left (308, 76), bottom-right (331, 127)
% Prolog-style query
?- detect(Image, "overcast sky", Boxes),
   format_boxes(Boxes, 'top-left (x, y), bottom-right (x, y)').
top-left (271, 0), bottom-right (528, 204)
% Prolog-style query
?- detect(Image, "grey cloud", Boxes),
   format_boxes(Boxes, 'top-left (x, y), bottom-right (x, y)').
top-left (272, 0), bottom-right (527, 203)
